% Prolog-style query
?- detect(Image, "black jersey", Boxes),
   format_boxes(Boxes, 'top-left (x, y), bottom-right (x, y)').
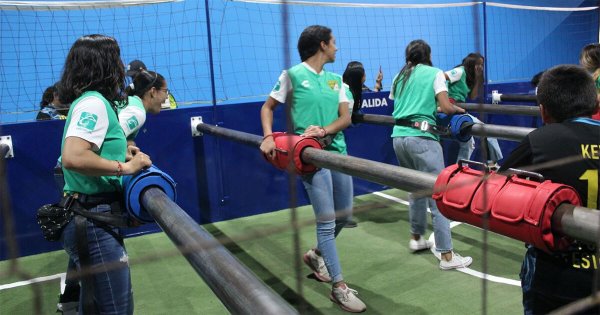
top-left (500, 119), bottom-right (599, 209)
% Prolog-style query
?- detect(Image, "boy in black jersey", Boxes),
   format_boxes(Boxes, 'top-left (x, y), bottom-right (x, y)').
top-left (500, 65), bottom-right (600, 314)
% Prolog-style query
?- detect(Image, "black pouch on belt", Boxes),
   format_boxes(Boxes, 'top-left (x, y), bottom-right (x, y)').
top-left (36, 195), bottom-right (76, 242)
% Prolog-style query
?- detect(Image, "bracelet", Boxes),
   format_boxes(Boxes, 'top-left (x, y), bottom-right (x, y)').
top-left (115, 160), bottom-right (123, 177)
top-left (263, 134), bottom-right (273, 140)
top-left (320, 126), bottom-right (327, 137)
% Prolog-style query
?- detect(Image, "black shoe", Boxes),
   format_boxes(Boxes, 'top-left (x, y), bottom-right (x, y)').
top-left (57, 284), bottom-right (80, 313)
top-left (345, 219), bottom-right (358, 228)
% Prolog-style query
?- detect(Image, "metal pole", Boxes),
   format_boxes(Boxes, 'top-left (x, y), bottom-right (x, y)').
top-left (458, 102), bottom-right (540, 116)
top-left (497, 94), bottom-right (537, 103)
top-left (0, 143), bottom-right (8, 158)
top-left (140, 187), bottom-right (298, 315)
top-left (195, 123), bottom-right (600, 246)
top-left (353, 113), bottom-right (533, 141)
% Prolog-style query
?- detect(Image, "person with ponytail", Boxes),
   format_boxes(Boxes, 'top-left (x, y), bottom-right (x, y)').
top-left (120, 70), bottom-right (169, 143)
top-left (579, 43), bottom-right (600, 120)
top-left (445, 53), bottom-right (503, 166)
top-left (390, 39), bottom-right (472, 270)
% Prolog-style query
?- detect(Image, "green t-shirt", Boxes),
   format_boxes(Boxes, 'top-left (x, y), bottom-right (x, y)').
top-left (391, 64), bottom-right (441, 141)
top-left (595, 75), bottom-right (600, 90)
top-left (117, 96), bottom-right (146, 140)
top-left (447, 66), bottom-right (470, 103)
top-left (286, 63), bottom-right (348, 154)
top-left (61, 91), bottom-right (126, 194)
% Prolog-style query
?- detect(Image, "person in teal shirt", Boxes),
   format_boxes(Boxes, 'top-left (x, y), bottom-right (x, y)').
top-left (260, 25), bottom-right (366, 313)
top-left (390, 39), bottom-right (472, 270)
top-left (445, 53), bottom-right (503, 166)
top-left (59, 34), bottom-right (152, 314)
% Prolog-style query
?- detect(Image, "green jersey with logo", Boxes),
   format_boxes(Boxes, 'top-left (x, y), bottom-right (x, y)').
top-left (61, 91), bottom-right (126, 194)
top-left (391, 64), bottom-right (441, 141)
top-left (447, 66), bottom-right (470, 102)
top-left (118, 96), bottom-right (146, 140)
top-left (595, 75), bottom-right (600, 90)
top-left (284, 63), bottom-right (348, 154)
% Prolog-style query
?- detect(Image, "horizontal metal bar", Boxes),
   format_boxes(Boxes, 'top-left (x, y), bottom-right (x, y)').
top-left (498, 93), bottom-right (537, 102)
top-left (196, 123), bottom-right (600, 246)
top-left (458, 102), bottom-right (540, 116)
top-left (354, 114), bottom-right (533, 141)
top-left (0, 144), bottom-right (8, 159)
top-left (141, 187), bottom-right (298, 315)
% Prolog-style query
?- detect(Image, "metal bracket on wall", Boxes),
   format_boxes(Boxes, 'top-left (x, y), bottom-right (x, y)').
top-left (191, 116), bottom-right (203, 137)
top-left (0, 135), bottom-right (14, 158)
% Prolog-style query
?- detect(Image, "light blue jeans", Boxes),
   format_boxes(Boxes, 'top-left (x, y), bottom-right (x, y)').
top-left (301, 168), bottom-right (353, 283)
top-left (393, 136), bottom-right (453, 252)
top-left (456, 115), bottom-right (503, 163)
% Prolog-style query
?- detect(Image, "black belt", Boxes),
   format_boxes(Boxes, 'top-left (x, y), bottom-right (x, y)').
top-left (395, 118), bottom-right (449, 136)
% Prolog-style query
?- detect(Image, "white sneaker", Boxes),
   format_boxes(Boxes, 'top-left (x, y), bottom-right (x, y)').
top-left (408, 238), bottom-right (433, 252)
top-left (439, 252), bottom-right (473, 270)
top-left (303, 249), bottom-right (331, 282)
top-left (330, 283), bottom-right (367, 313)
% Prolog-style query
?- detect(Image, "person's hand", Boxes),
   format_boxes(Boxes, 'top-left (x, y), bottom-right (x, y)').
top-left (123, 151), bottom-right (152, 174)
top-left (125, 145), bottom-right (140, 161)
top-left (302, 125), bottom-right (326, 138)
top-left (454, 105), bottom-right (466, 114)
top-left (260, 136), bottom-right (276, 160)
top-left (375, 66), bottom-right (383, 91)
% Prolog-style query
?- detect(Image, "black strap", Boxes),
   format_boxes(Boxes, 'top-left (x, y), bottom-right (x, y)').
top-left (75, 215), bottom-right (98, 314)
top-left (395, 118), bottom-right (449, 136)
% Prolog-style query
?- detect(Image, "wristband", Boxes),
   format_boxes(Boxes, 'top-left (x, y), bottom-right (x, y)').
top-left (115, 160), bottom-right (123, 177)
top-left (263, 134), bottom-right (274, 140)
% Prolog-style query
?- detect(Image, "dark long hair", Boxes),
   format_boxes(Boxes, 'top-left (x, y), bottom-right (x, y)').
top-left (456, 52), bottom-right (484, 90)
top-left (297, 25), bottom-right (332, 62)
top-left (343, 61), bottom-right (365, 113)
top-left (125, 70), bottom-right (165, 98)
top-left (392, 39), bottom-right (432, 96)
top-left (58, 34), bottom-right (126, 109)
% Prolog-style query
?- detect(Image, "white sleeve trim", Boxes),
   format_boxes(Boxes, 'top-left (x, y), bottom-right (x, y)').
top-left (434, 71), bottom-right (448, 95)
top-left (445, 67), bottom-right (464, 83)
top-left (64, 96), bottom-right (109, 151)
top-left (269, 70), bottom-right (291, 104)
top-left (339, 81), bottom-right (349, 104)
top-left (119, 106), bottom-right (146, 138)
top-left (389, 73), bottom-right (400, 100)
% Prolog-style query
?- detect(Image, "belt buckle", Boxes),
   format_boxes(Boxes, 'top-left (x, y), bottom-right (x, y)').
top-left (419, 121), bottom-right (429, 132)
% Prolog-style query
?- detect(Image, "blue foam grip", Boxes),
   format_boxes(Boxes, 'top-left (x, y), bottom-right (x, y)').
top-left (122, 165), bottom-right (177, 223)
top-left (436, 113), bottom-right (474, 143)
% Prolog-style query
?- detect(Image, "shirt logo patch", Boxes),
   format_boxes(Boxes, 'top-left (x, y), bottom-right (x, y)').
top-left (127, 116), bottom-right (139, 131)
top-left (451, 70), bottom-right (457, 75)
top-left (301, 80), bottom-right (311, 88)
top-left (327, 80), bottom-right (339, 90)
top-left (76, 112), bottom-right (98, 132)
top-left (272, 80), bottom-right (281, 92)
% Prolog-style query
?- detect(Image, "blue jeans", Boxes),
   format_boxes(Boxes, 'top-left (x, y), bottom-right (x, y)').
top-left (62, 204), bottom-right (133, 315)
top-left (393, 137), bottom-right (453, 252)
top-left (301, 168), bottom-right (353, 283)
top-left (456, 115), bottom-right (503, 163)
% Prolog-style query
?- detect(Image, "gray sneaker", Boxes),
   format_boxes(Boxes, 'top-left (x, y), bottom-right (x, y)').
top-left (303, 249), bottom-right (331, 282)
top-left (439, 252), bottom-right (473, 270)
top-left (330, 283), bottom-right (367, 313)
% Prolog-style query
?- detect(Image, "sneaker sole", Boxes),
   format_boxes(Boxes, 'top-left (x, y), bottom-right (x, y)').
top-left (439, 259), bottom-right (473, 270)
top-left (329, 293), bottom-right (366, 313)
top-left (302, 253), bottom-right (332, 283)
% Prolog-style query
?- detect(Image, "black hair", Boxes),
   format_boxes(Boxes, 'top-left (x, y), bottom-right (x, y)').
top-left (530, 70), bottom-right (545, 88)
top-left (458, 52), bottom-right (484, 90)
top-left (343, 61), bottom-right (365, 113)
top-left (125, 70), bottom-right (165, 98)
top-left (392, 39), bottom-right (432, 96)
top-left (58, 34), bottom-right (126, 109)
top-left (40, 85), bottom-right (56, 109)
top-left (537, 65), bottom-right (597, 122)
top-left (297, 25), bottom-right (332, 62)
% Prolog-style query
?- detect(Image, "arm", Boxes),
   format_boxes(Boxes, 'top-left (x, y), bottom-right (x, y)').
top-left (259, 96), bottom-right (280, 159)
top-left (118, 104), bottom-right (146, 139)
top-left (62, 137), bottom-right (151, 176)
top-left (303, 83), bottom-right (351, 137)
top-left (374, 66), bottom-right (383, 92)
top-left (434, 72), bottom-right (465, 115)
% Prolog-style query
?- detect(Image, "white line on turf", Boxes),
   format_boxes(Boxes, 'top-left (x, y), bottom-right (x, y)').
top-left (0, 272), bottom-right (65, 291)
top-left (373, 191), bottom-right (521, 287)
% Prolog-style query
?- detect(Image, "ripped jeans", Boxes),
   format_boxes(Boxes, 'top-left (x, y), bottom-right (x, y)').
top-left (302, 168), bottom-right (353, 283)
top-left (61, 204), bottom-right (133, 315)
